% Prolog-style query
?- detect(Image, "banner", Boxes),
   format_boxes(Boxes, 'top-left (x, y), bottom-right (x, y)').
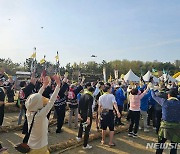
top-left (103, 67), bottom-right (106, 82)
top-left (114, 69), bottom-right (118, 79)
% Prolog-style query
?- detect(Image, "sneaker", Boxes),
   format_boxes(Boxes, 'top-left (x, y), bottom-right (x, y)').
top-left (132, 133), bottom-right (138, 138)
top-left (83, 144), bottom-right (92, 149)
top-left (153, 127), bottom-right (156, 130)
top-left (144, 128), bottom-right (150, 132)
top-left (76, 137), bottom-right (82, 142)
top-left (56, 129), bottom-right (63, 133)
top-left (139, 126), bottom-right (142, 130)
top-left (128, 132), bottom-right (133, 137)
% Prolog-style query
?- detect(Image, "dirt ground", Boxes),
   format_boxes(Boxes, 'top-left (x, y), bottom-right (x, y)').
top-left (1, 112), bottom-right (179, 154)
top-left (55, 129), bottom-right (180, 154)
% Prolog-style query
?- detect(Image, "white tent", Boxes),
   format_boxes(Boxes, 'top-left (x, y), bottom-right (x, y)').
top-left (176, 75), bottom-right (180, 82)
top-left (161, 74), bottom-right (177, 82)
top-left (143, 71), bottom-right (159, 83)
top-left (124, 69), bottom-right (140, 82)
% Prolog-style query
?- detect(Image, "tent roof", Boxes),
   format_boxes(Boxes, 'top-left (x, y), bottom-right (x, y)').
top-left (143, 70), bottom-right (159, 82)
top-left (124, 69), bottom-right (140, 82)
top-left (161, 74), bottom-right (177, 82)
top-left (176, 75), bottom-right (180, 82)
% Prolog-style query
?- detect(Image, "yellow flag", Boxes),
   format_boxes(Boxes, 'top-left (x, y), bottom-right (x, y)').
top-left (152, 72), bottom-right (159, 76)
top-left (108, 74), bottom-right (112, 82)
top-left (39, 58), bottom-right (45, 64)
top-left (31, 52), bottom-right (36, 58)
top-left (55, 55), bottom-right (59, 61)
top-left (121, 74), bottom-right (125, 79)
top-left (4, 72), bottom-right (9, 78)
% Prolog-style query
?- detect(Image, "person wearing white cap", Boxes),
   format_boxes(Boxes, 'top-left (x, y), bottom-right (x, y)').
top-left (25, 75), bottom-right (61, 154)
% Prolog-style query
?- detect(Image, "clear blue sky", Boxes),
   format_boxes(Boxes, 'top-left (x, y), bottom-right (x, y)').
top-left (0, 0), bottom-right (180, 66)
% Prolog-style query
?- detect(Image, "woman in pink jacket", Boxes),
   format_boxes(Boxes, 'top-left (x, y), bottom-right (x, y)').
top-left (128, 87), bottom-right (148, 138)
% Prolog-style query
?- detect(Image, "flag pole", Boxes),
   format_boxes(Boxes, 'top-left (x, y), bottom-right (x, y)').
top-left (55, 51), bottom-right (60, 75)
top-left (30, 47), bottom-right (36, 76)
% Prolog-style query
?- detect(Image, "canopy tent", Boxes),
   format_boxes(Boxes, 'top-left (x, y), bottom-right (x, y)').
top-left (124, 69), bottom-right (140, 82)
top-left (176, 75), bottom-right (180, 82)
top-left (143, 71), bottom-right (159, 83)
top-left (160, 74), bottom-right (177, 83)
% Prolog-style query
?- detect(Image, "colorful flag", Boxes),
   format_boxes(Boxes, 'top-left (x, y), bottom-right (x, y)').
top-left (55, 51), bottom-right (59, 62)
top-left (163, 69), bottom-right (166, 74)
top-left (152, 68), bottom-right (157, 73)
top-left (55, 55), bottom-right (59, 61)
top-left (108, 74), bottom-right (112, 82)
top-left (31, 52), bottom-right (36, 58)
top-left (39, 58), bottom-right (46, 64)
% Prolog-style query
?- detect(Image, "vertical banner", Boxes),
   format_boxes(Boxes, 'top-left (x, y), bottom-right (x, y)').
top-left (114, 69), bottom-right (118, 79)
top-left (103, 67), bottom-right (106, 82)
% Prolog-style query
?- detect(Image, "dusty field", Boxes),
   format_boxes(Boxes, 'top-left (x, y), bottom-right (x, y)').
top-left (1, 112), bottom-right (179, 154)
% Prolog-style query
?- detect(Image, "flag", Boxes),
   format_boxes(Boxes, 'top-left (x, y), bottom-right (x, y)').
top-left (55, 51), bottom-right (59, 62)
top-left (114, 70), bottom-right (118, 79)
top-left (152, 72), bottom-right (159, 76)
top-left (152, 68), bottom-right (157, 73)
top-left (120, 74), bottom-right (125, 79)
top-left (103, 67), bottom-right (106, 82)
top-left (108, 74), bottom-right (112, 82)
top-left (55, 55), bottom-right (59, 61)
top-left (31, 52), bottom-right (36, 58)
top-left (4, 72), bottom-right (9, 78)
top-left (152, 68), bottom-right (159, 76)
top-left (39, 58), bottom-right (46, 64)
top-left (163, 69), bottom-right (166, 74)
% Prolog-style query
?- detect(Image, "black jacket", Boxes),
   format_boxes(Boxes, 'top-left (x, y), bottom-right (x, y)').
top-left (78, 93), bottom-right (93, 119)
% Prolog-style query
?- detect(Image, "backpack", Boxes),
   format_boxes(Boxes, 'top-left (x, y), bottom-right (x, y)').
top-left (19, 89), bottom-right (25, 100)
top-left (16, 88), bottom-right (25, 108)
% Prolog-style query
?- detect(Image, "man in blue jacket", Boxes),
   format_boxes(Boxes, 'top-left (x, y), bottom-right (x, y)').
top-left (140, 90), bottom-right (151, 132)
top-left (115, 82), bottom-right (126, 125)
top-left (151, 88), bottom-right (180, 154)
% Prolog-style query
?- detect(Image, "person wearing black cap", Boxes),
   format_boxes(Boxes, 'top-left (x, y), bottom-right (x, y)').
top-left (0, 78), bottom-right (5, 126)
top-left (76, 86), bottom-right (95, 149)
top-left (151, 88), bottom-right (180, 154)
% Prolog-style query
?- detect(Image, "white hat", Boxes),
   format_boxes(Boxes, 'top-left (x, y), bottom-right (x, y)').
top-left (25, 93), bottom-right (43, 112)
top-left (115, 85), bottom-right (120, 88)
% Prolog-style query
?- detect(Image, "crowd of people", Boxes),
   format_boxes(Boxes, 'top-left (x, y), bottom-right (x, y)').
top-left (0, 70), bottom-right (180, 154)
